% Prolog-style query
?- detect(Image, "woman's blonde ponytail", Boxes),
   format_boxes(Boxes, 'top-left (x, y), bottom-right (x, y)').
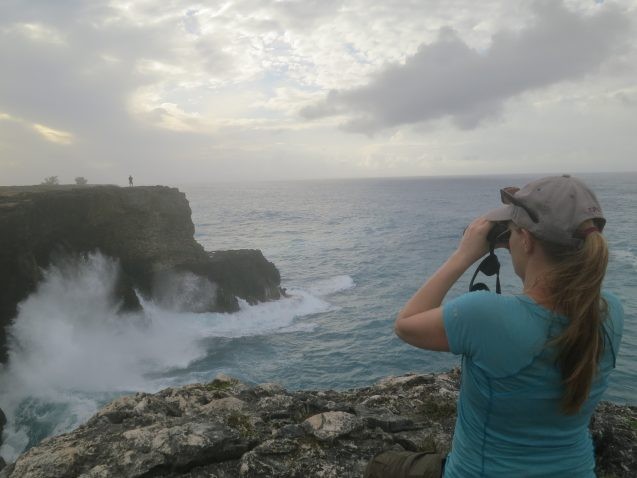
top-left (541, 228), bottom-right (608, 415)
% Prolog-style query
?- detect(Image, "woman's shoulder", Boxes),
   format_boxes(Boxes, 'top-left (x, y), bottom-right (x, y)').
top-left (446, 292), bottom-right (545, 330)
top-left (451, 290), bottom-right (523, 306)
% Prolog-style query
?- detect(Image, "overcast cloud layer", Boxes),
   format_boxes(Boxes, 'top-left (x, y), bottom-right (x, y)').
top-left (1, 0), bottom-right (636, 185)
top-left (302, 1), bottom-right (631, 133)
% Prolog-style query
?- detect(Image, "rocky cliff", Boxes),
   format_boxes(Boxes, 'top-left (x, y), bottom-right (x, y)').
top-left (0, 185), bottom-right (283, 363)
top-left (0, 371), bottom-right (634, 478)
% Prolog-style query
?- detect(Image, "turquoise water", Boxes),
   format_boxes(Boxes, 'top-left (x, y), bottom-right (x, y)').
top-left (0, 173), bottom-right (635, 461)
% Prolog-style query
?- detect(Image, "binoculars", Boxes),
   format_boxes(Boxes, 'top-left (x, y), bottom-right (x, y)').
top-left (486, 221), bottom-right (509, 248)
top-left (469, 221), bottom-right (509, 294)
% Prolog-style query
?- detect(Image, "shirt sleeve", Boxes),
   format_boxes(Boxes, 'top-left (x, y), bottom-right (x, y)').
top-left (443, 291), bottom-right (501, 357)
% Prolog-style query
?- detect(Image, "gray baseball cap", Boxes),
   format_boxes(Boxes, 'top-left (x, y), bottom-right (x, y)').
top-left (484, 175), bottom-right (605, 248)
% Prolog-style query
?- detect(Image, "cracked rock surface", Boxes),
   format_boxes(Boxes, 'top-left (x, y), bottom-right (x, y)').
top-left (1, 370), bottom-right (635, 478)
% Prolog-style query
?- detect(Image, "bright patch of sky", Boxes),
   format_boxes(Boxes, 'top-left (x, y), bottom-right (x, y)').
top-left (0, 0), bottom-right (635, 185)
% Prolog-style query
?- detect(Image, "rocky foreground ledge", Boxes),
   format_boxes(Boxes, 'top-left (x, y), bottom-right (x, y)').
top-left (1, 371), bottom-right (634, 478)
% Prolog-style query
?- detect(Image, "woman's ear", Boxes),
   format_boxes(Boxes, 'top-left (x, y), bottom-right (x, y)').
top-left (520, 228), bottom-right (534, 254)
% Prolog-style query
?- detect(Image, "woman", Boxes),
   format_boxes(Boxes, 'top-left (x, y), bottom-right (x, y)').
top-left (365, 175), bottom-right (624, 477)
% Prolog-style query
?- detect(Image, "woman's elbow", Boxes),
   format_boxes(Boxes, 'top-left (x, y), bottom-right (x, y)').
top-left (394, 316), bottom-right (408, 341)
top-left (392, 309), bottom-right (450, 352)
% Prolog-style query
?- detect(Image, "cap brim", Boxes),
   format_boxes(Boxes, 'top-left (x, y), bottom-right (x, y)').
top-left (484, 205), bottom-right (514, 222)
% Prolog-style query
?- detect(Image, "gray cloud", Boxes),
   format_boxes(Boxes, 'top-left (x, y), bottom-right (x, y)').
top-left (301, 1), bottom-right (632, 134)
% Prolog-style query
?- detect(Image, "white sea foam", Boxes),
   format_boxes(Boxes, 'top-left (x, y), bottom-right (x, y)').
top-left (0, 253), bottom-right (352, 461)
top-left (139, 290), bottom-right (328, 341)
top-left (306, 275), bottom-right (355, 297)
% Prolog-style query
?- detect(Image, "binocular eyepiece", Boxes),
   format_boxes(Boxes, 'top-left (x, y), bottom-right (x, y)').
top-left (487, 222), bottom-right (509, 249)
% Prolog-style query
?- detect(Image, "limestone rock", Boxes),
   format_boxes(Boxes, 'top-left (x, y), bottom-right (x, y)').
top-left (303, 411), bottom-right (363, 441)
top-left (1, 371), bottom-right (635, 478)
top-left (203, 397), bottom-right (248, 414)
top-left (590, 401), bottom-right (637, 477)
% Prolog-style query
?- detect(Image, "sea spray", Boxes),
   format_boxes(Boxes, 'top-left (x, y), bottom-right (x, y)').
top-left (0, 252), bottom-right (354, 461)
top-left (0, 252), bottom-right (184, 460)
top-left (152, 270), bottom-right (218, 313)
top-left (307, 275), bottom-right (356, 297)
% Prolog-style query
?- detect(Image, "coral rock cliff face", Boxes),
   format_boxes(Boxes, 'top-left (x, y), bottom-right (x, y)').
top-left (0, 185), bottom-right (283, 363)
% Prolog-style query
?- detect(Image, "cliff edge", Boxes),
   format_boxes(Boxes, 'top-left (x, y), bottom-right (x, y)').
top-left (0, 185), bottom-right (283, 363)
top-left (0, 371), bottom-right (634, 477)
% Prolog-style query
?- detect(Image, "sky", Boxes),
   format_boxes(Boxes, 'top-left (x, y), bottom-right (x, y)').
top-left (1, 0), bottom-right (636, 185)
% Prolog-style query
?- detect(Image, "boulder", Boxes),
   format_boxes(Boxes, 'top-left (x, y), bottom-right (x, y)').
top-left (302, 411), bottom-right (363, 441)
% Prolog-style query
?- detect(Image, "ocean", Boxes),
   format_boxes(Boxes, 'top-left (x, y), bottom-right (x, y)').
top-left (0, 173), bottom-right (635, 461)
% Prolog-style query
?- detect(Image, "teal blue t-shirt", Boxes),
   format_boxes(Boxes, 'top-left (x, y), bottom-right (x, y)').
top-left (442, 291), bottom-right (624, 478)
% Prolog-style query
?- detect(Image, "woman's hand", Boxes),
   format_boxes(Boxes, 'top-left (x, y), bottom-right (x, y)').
top-left (455, 217), bottom-right (492, 265)
top-left (394, 216), bottom-right (495, 352)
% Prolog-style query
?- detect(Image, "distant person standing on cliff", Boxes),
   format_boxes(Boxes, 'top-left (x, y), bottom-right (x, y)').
top-left (365, 175), bottom-right (624, 477)
top-left (129, 175), bottom-right (133, 187)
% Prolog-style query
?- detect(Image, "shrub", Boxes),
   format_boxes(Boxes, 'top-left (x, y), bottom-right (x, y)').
top-left (75, 177), bottom-right (88, 185)
top-left (41, 176), bottom-right (59, 185)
